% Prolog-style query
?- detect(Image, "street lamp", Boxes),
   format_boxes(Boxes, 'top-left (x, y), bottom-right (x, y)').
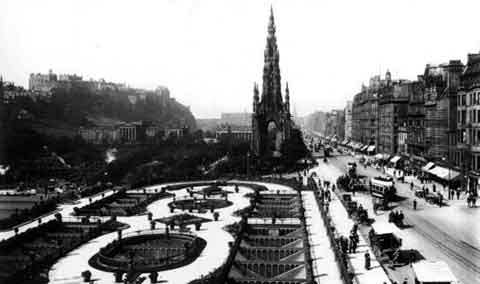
top-left (442, 157), bottom-right (451, 199)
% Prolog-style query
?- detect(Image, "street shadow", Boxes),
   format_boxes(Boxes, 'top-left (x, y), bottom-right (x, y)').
top-left (391, 194), bottom-right (408, 202)
top-left (392, 249), bottom-right (425, 266)
top-left (396, 223), bottom-right (413, 229)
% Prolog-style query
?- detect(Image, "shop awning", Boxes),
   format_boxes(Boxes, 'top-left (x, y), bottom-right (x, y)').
top-left (390, 156), bottom-right (401, 163)
top-left (422, 162), bottom-right (435, 172)
top-left (367, 145), bottom-right (376, 152)
top-left (427, 166), bottom-right (460, 181)
top-left (361, 145), bottom-right (368, 151)
top-left (374, 153), bottom-right (383, 159)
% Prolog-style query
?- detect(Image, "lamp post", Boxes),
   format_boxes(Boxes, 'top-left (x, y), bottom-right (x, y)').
top-left (442, 157), bottom-right (451, 199)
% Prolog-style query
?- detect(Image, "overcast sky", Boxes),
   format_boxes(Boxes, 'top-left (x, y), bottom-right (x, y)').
top-left (1, 0), bottom-right (480, 118)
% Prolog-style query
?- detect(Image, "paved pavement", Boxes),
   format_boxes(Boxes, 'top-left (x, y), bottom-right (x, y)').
top-left (326, 154), bottom-right (480, 284)
top-left (306, 165), bottom-right (391, 284)
top-left (301, 191), bottom-right (343, 284)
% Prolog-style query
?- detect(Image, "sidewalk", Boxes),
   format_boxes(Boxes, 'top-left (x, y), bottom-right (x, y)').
top-left (328, 190), bottom-right (391, 284)
top-left (305, 163), bottom-right (391, 284)
top-left (383, 166), bottom-right (468, 204)
top-left (302, 191), bottom-right (343, 284)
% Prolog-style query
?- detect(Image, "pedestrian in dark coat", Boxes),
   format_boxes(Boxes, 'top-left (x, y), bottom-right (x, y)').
top-left (413, 199), bottom-right (417, 210)
top-left (364, 252), bottom-right (371, 270)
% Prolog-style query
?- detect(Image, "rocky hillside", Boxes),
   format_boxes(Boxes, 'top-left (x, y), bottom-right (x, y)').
top-left (5, 83), bottom-right (196, 137)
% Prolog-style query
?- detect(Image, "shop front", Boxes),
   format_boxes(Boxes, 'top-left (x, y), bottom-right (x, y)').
top-left (468, 171), bottom-right (479, 196)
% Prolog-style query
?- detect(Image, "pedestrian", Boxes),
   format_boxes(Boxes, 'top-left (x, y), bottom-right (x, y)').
top-left (349, 236), bottom-right (355, 253)
top-left (433, 184), bottom-right (436, 193)
top-left (352, 223), bottom-right (358, 234)
top-left (410, 181), bottom-right (414, 191)
top-left (388, 211), bottom-right (394, 223)
top-left (398, 210), bottom-right (404, 226)
top-left (342, 237), bottom-right (349, 254)
top-left (456, 190), bottom-right (460, 200)
top-left (364, 252), bottom-right (371, 270)
top-left (351, 237), bottom-right (358, 253)
top-left (413, 199), bottom-right (417, 210)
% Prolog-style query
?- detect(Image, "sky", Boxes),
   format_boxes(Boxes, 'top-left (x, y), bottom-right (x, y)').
top-left (1, 0), bottom-right (480, 118)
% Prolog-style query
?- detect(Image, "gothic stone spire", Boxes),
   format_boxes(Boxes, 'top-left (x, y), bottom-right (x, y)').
top-left (261, 6), bottom-right (283, 113)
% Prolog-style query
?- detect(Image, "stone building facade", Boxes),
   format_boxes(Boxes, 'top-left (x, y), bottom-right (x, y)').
top-left (457, 52), bottom-right (480, 194)
top-left (377, 82), bottom-right (409, 154)
top-left (423, 61), bottom-right (463, 163)
top-left (344, 101), bottom-right (352, 140)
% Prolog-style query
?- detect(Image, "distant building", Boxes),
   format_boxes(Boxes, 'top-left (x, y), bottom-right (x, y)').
top-left (352, 81), bottom-right (379, 147)
top-left (29, 69), bottom-right (57, 92)
top-left (220, 112), bottom-right (252, 127)
top-left (58, 73), bottom-right (82, 81)
top-left (406, 79), bottom-right (426, 165)
top-left (422, 61), bottom-right (463, 162)
top-left (196, 118), bottom-right (221, 131)
top-left (457, 52), bottom-right (480, 194)
top-left (324, 109), bottom-right (345, 141)
top-left (118, 122), bottom-right (140, 143)
top-left (397, 123), bottom-right (408, 155)
top-left (78, 126), bottom-right (119, 144)
top-left (216, 130), bottom-right (252, 144)
top-left (344, 101), bottom-right (352, 140)
top-left (378, 81), bottom-right (410, 154)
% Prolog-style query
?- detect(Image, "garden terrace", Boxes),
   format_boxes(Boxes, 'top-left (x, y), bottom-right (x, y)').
top-left (168, 196), bottom-right (233, 212)
top-left (0, 217), bottom-right (125, 284)
top-left (228, 221), bottom-right (309, 283)
top-left (89, 229), bottom-right (206, 274)
top-left (220, 189), bottom-right (313, 284)
top-left (73, 190), bottom-right (173, 216)
top-left (162, 180), bottom-right (229, 192)
top-left (155, 213), bottom-right (212, 230)
top-left (250, 193), bottom-right (302, 218)
top-left (0, 194), bottom-right (58, 229)
top-left (192, 185), bottom-right (233, 197)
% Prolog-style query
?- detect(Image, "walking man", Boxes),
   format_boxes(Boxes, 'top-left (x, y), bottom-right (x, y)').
top-left (364, 252), bottom-right (371, 270)
top-left (413, 199), bottom-right (417, 210)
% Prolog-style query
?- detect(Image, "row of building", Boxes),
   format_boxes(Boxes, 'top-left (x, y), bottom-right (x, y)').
top-left (341, 50), bottom-right (480, 193)
top-left (78, 122), bottom-right (187, 145)
top-left (2, 70), bottom-right (174, 108)
top-left (29, 69), bottom-right (130, 93)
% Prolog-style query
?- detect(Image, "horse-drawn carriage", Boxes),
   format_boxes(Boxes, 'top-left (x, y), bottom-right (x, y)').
top-left (336, 174), bottom-right (368, 193)
top-left (369, 223), bottom-right (402, 263)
